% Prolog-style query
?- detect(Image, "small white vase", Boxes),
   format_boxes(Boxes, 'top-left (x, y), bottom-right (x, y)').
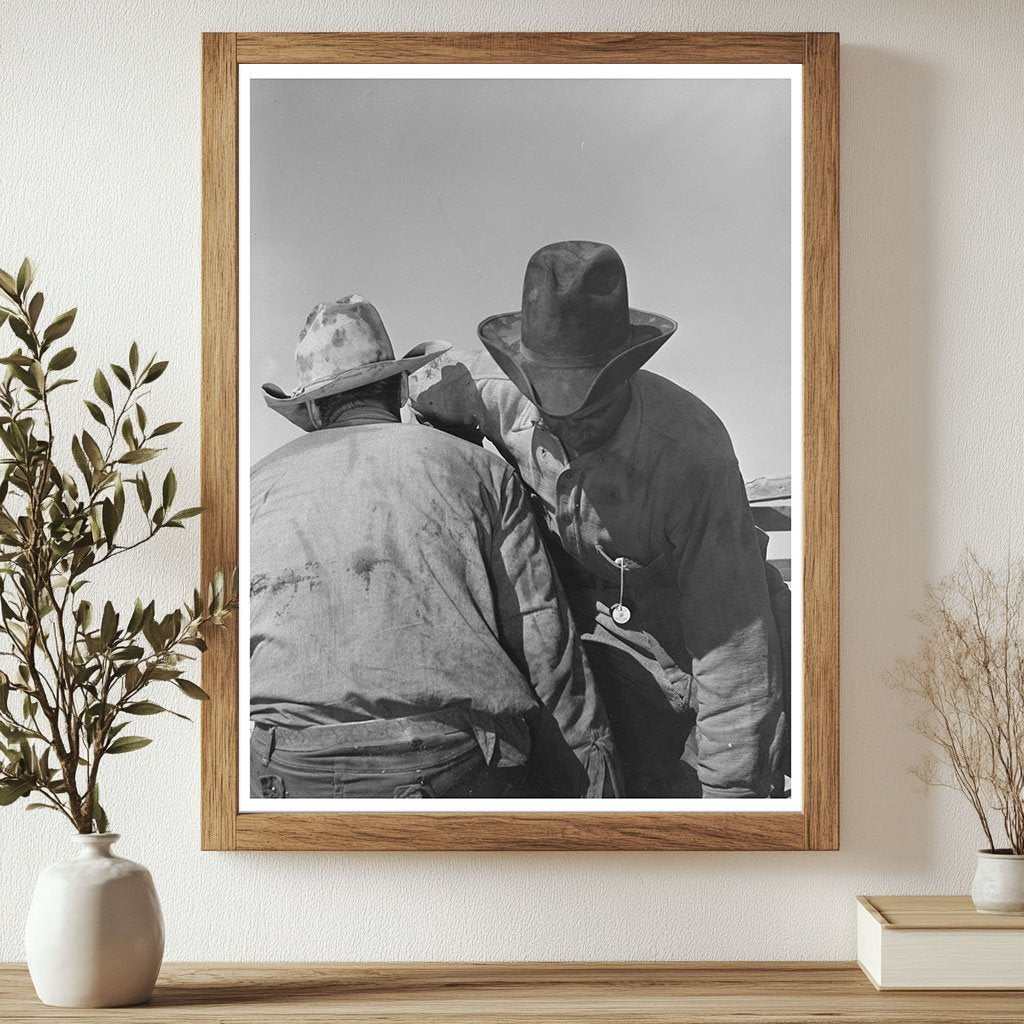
top-left (25, 833), bottom-right (164, 1007)
top-left (971, 849), bottom-right (1024, 915)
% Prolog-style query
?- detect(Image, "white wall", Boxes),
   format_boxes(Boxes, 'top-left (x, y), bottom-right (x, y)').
top-left (1, 0), bottom-right (1022, 962)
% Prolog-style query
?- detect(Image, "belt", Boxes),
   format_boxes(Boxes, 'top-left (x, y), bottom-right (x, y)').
top-left (253, 706), bottom-right (531, 768)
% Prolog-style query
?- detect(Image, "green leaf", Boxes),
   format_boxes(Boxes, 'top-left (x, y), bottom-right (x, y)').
top-left (126, 598), bottom-right (145, 635)
top-left (93, 369), bottom-right (113, 408)
top-left (150, 421), bottom-right (182, 438)
top-left (168, 507), bottom-right (203, 524)
top-left (100, 601), bottom-right (117, 647)
top-left (113, 474), bottom-right (125, 518)
top-left (8, 317), bottom-right (31, 344)
top-left (0, 352), bottom-right (33, 366)
top-left (91, 785), bottom-right (108, 834)
top-left (16, 258), bottom-right (34, 298)
top-left (101, 498), bottom-right (117, 546)
top-left (61, 471), bottom-right (79, 501)
top-left (121, 418), bottom-right (137, 449)
top-left (110, 363), bottom-right (131, 388)
top-left (71, 435), bottom-right (92, 482)
top-left (0, 779), bottom-right (33, 805)
top-left (175, 679), bottom-right (210, 701)
top-left (147, 666), bottom-right (181, 680)
top-left (77, 598), bottom-right (94, 630)
top-left (105, 735), bottom-right (152, 755)
top-left (42, 308), bottom-right (76, 344)
top-left (136, 473), bottom-right (152, 513)
top-left (118, 448), bottom-right (158, 465)
top-left (83, 400), bottom-right (106, 427)
top-left (110, 644), bottom-right (143, 661)
top-left (81, 431), bottom-right (105, 471)
top-left (124, 700), bottom-right (188, 721)
top-left (82, 700), bottom-right (113, 728)
top-left (104, 721), bottom-right (126, 743)
top-left (27, 291), bottom-right (43, 328)
top-left (136, 404), bottom-right (147, 432)
top-left (129, 342), bottom-right (139, 375)
top-left (0, 722), bottom-right (27, 742)
top-left (124, 700), bottom-right (164, 715)
top-left (143, 360), bottom-right (168, 383)
top-left (162, 468), bottom-right (176, 508)
top-left (47, 346), bottom-right (77, 371)
top-left (0, 269), bottom-right (18, 300)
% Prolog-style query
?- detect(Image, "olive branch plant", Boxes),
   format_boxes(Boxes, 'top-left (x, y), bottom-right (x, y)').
top-left (894, 552), bottom-right (1024, 854)
top-left (0, 259), bottom-right (236, 834)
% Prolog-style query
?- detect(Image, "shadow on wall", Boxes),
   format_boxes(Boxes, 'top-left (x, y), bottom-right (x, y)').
top-left (838, 46), bottom-right (937, 870)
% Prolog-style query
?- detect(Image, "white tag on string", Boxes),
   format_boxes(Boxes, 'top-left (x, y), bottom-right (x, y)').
top-left (610, 557), bottom-right (631, 625)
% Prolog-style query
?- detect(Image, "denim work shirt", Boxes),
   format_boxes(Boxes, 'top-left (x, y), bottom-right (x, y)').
top-left (410, 351), bottom-right (785, 798)
top-left (249, 420), bottom-right (618, 796)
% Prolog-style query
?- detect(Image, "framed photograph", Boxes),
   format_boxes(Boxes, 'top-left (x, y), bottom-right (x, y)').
top-left (201, 32), bottom-right (838, 850)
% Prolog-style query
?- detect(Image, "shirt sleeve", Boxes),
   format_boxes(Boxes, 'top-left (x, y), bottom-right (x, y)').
top-left (489, 466), bottom-right (624, 798)
top-left (668, 459), bottom-right (786, 798)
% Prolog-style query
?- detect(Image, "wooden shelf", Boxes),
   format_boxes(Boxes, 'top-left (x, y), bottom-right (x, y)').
top-left (3, 961), bottom-right (1023, 1022)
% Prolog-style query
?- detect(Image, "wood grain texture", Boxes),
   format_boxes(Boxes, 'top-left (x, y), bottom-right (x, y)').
top-left (3, 962), bottom-right (1023, 1023)
top-left (236, 32), bottom-right (807, 64)
top-left (862, 895), bottom-right (1024, 930)
top-left (801, 32), bottom-right (841, 852)
top-left (200, 32), bottom-right (238, 852)
top-left (200, 32), bottom-right (841, 851)
top-left (233, 810), bottom-right (805, 852)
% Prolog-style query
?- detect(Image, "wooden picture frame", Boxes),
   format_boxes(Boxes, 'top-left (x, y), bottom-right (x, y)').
top-left (201, 32), bottom-right (839, 851)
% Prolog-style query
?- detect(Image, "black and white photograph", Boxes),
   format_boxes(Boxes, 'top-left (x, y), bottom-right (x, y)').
top-left (240, 65), bottom-right (802, 812)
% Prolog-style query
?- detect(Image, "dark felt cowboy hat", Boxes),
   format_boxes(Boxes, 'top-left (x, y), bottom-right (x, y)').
top-left (477, 241), bottom-right (677, 417)
top-left (262, 294), bottom-right (450, 431)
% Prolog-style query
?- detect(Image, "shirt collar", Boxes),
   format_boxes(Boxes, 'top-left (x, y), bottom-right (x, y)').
top-left (518, 380), bottom-right (644, 463)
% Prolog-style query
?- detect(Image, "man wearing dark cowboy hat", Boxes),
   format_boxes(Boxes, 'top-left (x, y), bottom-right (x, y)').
top-left (250, 294), bottom-right (621, 800)
top-left (410, 242), bottom-right (787, 799)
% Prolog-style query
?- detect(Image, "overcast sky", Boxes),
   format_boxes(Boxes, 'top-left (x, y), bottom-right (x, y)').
top-left (248, 75), bottom-right (792, 478)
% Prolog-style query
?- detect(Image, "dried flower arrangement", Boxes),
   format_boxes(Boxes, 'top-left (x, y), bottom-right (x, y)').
top-left (895, 552), bottom-right (1024, 854)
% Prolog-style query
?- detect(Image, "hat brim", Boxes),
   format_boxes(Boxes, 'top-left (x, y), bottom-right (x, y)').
top-left (262, 340), bottom-right (451, 431)
top-left (478, 309), bottom-right (677, 417)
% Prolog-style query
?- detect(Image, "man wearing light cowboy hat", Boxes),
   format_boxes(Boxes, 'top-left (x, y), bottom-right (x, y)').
top-left (250, 294), bottom-right (621, 800)
top-left (411, 241), bottom-right (787, 799)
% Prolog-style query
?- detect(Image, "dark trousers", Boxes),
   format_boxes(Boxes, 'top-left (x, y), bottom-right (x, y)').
top-left (250, 713), bottom-right (528, 800)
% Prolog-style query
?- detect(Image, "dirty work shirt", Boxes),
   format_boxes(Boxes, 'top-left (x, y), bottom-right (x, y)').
top-left (249, 420), bottom-right (617, 796)
top-left (410, 351), bottom-right (785, 799)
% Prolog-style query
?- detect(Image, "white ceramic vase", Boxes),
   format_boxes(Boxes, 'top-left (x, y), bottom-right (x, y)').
top-left (25, 833), bottom-right (164, 1007)
top-left (971, 850), bottom-right (1024, 915)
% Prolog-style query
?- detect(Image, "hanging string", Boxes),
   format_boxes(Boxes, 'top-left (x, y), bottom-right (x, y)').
top-left (611, 557), bottom-right (631, 625)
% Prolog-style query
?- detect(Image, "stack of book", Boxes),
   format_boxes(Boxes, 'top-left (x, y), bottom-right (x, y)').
top-left (857, 895), bottom-right (1024, 990)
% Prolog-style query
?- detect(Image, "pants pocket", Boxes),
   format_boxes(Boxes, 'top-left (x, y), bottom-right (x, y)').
top-left (257, 774), bottom-right (286, 798)
top-left (392, 781), bottom-right (435, 798)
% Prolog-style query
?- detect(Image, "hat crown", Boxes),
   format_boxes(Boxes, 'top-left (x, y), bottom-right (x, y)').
top-left (520, 241), bottom-right (630, 365)
top-left (294, 294), bottom-right (396, 388)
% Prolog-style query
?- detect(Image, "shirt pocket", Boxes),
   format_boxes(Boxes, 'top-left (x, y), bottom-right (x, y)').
top-left (592, 542), bottom-right (673, 589)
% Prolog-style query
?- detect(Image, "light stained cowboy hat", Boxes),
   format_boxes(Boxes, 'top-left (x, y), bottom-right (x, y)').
top-left (262, 294), bottom-right (450, 432)
top-left (478, 241), bottom-right (677, 417)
